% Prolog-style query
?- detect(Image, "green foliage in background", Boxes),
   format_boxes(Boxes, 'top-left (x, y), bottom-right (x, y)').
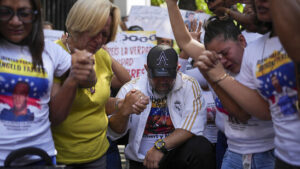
top-left (151, 0), bottom-right (165, 6)
top-left (151, 0), bottom-right (212, 14)
top-left (195, 0), bottom-right (213, 14)
top-left (151, 0), bottom-right (242, 15)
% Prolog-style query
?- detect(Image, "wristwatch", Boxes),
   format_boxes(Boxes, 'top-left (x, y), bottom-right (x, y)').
top-left (154, 139), bottom-right (168, 154)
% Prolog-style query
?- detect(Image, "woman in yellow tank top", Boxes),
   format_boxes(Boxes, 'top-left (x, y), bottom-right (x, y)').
top-left (51, 0), bottom-right (148, 168)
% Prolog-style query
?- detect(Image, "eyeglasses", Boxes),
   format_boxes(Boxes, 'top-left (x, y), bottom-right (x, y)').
top-left (0, 6), bottom-right (38, 23)
top-left (205, 0), bottom-right (216, 3)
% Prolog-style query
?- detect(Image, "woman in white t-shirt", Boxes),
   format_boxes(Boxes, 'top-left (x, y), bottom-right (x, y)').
top-left (0, 0), bottom-right (95, 166)
top-left (192, 0), bottom-right (300, 169)
top-left (202, 17), bottom-right (275, 169)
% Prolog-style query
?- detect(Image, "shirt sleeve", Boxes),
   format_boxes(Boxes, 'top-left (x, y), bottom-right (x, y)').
top-left (179, 76), bottom-right (207, 135)
top-left (47, 41), bottom-right (71, 77)
top-left (236, 46), bottom-right (257, 89)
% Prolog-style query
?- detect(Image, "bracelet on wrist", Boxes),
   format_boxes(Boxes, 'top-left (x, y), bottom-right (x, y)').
top-left (214, 73), bottom-right (229, 84)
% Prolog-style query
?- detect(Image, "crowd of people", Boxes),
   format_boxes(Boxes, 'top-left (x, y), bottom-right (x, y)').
top-left (0, 0), bottom-right (299, 169)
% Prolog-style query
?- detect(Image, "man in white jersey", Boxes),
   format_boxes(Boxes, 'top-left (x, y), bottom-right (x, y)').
top-left (156, 32), bottom-right (218, 148)
top-left (108, 45), bottom-right (215, 169)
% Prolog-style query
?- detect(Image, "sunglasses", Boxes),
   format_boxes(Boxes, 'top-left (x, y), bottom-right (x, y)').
top-left (0, 6), bottom-right (38, 23)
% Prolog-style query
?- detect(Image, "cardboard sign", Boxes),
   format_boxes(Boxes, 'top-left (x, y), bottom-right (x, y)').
top-left (126, 6), bottom-right (211, 39)
top-left (106, 31), bottom-right (156, 78)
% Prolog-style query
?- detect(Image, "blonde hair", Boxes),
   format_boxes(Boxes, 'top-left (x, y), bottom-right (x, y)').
top-left (66, 0), bottom-right (120, 42)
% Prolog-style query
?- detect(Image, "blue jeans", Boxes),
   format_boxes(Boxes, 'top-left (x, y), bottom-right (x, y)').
top-left (106, 138), bottom-right (122, 169)
top-left (66, 155), bottom-right (106, 169)
top-left (216, 131), bottom-right (228, 169)
top-left (221, 149), bottom-right (275, 169)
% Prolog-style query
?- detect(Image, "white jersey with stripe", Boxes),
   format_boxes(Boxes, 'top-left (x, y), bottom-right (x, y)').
top-left (107, 72), bottom-right (207, 162)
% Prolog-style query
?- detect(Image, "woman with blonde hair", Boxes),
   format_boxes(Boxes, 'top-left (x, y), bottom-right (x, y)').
top-left (51, 0), bottom-right (147, 168)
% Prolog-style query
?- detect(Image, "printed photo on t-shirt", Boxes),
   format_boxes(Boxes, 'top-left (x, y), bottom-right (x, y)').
top-left (143, 96), bottom-right (174, 135)
top-left (206, 102), bottom-right (216, 124)
top-left (0, 57), bottom-right (48, 130)
top-left (256, 50), bottom-right (298, 117)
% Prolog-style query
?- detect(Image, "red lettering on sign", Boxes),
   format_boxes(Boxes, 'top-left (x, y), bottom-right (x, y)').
top-left (128, 68), bottom-right (145, 78)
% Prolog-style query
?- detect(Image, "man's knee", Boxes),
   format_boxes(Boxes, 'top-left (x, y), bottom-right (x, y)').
top-left (163, 136), bottom-right (215, 169)
top-left (184, 136), bottom-right (215, 155)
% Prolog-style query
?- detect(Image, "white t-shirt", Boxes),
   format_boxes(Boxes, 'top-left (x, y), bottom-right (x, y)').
top-left (224, 114), bottom-right (274, 154)
top-left (178, 58), bottom-right (208, 88)
top-left (238, 33), bottom-right (300, 166)
top-left (208, 85), bottom-right (227, 133)
top-left (202, 91), bottom-right (218, 143)
top-left (242, 30), bottom-right (263, 45)
top-left (138, 94), bottom-right (175, 156)
top-left (211, 78), bottom-right (275, 154)
top-left (0, 40), bottom-right (71, 165)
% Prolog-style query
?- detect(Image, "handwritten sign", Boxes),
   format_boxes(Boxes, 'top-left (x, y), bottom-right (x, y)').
top-left (106, 31), bottom-right (156, 78)
top-left (126, 5), bottom-right (211, 39)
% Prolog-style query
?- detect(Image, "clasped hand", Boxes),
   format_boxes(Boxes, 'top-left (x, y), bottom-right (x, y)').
top-left (194, 50), bottom-right (227, 82)
top-left (122, 89), bottom-right (149, 116)
top-left (69, 49), bottom-right (96, 87)
top-left (144, 147), bottom-right (164, 169)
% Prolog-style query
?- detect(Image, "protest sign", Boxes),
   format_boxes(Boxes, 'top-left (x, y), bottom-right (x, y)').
top-left (106, 31), bottom-right (156, 78)
top-left (126, 6), bottom-right (210, 39)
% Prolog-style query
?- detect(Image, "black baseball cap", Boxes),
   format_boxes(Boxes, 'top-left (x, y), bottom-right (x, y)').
top-left (147, 45), bottom-right (178, 78)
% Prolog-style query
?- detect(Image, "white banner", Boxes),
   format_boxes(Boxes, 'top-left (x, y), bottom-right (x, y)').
top-left (106, 31), bottom-right (156, 78)
top-left (126, 6), bottom-right (211, 39)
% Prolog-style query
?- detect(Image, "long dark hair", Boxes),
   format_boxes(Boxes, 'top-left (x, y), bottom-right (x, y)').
top-left (27, 0), bottom-right (44, 70)
top-left (0, 0), bottom-right (44, 70)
